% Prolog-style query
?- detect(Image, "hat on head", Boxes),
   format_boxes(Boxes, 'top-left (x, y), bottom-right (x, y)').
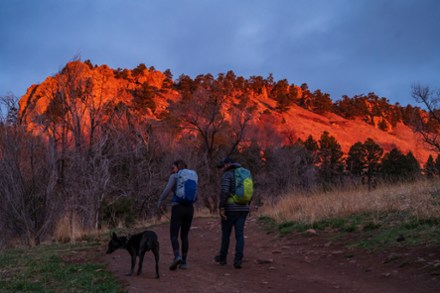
top-left (216, 157), bottom-right (234, 168)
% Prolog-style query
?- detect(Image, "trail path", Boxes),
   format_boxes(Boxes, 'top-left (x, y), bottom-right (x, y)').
top-left (103, 216), bottom-right (439, 293)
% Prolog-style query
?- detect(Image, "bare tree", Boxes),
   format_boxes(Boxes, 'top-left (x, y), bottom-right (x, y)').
top-left (167, 75), bottom-right (258, 212)
top-left (1, 96), bottom-right (60, 246)
top-left (412, 83), bottom-right (440, 152)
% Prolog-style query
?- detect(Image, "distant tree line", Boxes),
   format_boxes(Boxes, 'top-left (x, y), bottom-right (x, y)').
top-left (0, 60), bottom-right (438, 247)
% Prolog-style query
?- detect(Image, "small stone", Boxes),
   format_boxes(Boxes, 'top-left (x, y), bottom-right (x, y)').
top-left (305, 228), bottom-right (317, 235)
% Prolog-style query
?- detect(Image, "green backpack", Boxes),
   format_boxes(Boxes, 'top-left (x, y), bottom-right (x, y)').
top-left (228, 167), bottom-right (253, 205)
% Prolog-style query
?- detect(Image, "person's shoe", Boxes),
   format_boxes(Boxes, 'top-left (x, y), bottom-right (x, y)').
top-left (214, 255), bottom-right (227, 265)
top-left (169, 256), bottom-right (182, 271)
top-left (179, 262), bottom-right (188, 269)
top-left (233, 260), bottom-right (242, 269)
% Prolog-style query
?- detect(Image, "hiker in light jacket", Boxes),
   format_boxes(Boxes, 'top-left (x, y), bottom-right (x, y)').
top-left (214, 157), bottom-right (250, 269)
top-left (157, 159), bottom-right (195, 270)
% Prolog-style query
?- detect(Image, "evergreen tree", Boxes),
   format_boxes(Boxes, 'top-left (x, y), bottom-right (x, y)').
top-left (303, 135), bottom-right (319, 165)
top-left (346, 142), bottom-right (366, 176)
top-left (363, 138), bottom-right (383, 189)
top-left (133, 82), bottom-right (156, 113)
top-left (311, 89), bottom-right (333, 114)
top-left (132, 63), bottom-right (147, 76)
top-left (435, 154), bottom-right (440, 176)
top-left (318, 131), bottom-right (344, 188)
top-left (424, 154), bottom-right (437, 178)
top-left (378, 119), bottom-right (388, 131)
top-left (381, 149), bottom-right (420, 182)
top-left (381, 148), bottom-right (406, 182)
top-left (346, 138), bottom-right (383, 189)
top-left (275, 92), bottom-right (292, 112)
top-left (405, 151), bottom-right (421, 181)
top-left (175, 74), bottom-right (194, 100)
top-left (162, 69), bottom-right (174, 89)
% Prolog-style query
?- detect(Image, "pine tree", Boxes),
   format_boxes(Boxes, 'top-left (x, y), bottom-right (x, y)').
top-left (405, 151), bottom-right (421, 181)
top-left (346, 142), bottom-right (366, 176)
top-left (435, 154), bottom-right (440, 176)
top-left (363, 138), bottom-right (383, 189)
top-left (303, 135), bottom-right (319, 165)
top-left (380, 148), bottom-right (406, 182)
top-left (318, 131), bottom-right (344, 188)
top-left (133, 82), bottom-right (156, 113)
top-left (381, 148), bottom-right (420, 182)
top-left (424, 155), bottom-right (437, 178)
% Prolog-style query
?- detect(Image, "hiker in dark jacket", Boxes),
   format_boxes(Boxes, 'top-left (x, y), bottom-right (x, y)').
top-left (214, 157), bottom-right (250, 269)
top-left (157, 159), bottom-right (195, 270)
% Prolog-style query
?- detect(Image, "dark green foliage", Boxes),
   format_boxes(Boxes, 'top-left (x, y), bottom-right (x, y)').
top-left (162, 69), bottom-right (174, 89)
top-left (113, 67), bottom-right (131, 79)
top-left (271, 79), bottom-right (295, 112)
top-left (311, 89), bottom-right (333, 114)
top-left (363, 138), bottom-right (383, 188)
top-left (301, 135), bottom-right (319, 165)
top-left (298, 83), bottom-right (313, 110)
top-left (318, 131), bottom-right (344, 187)
top-left (249, 75), bottom-right (265, 94)
top-left (346, 138), bottom-right (383, 188)
top-left (132, 82), bottom-right (157, 113)
top-left (436, 154), bottom-right (440, 175)
top-left (83, 59), bottom-right (94, 69)
top-left (378, 119), bottom-right (388, 131)
top-left (346, 142), bottom-right (366, 176)
top-left (132, 63), bottom-right (147, 76)
top-left (175, 74), bottom-right (195, 100)
top-left (381, 148), bottom-right (421, 182)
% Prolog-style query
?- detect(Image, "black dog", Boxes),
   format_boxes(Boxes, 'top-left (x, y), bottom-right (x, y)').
top-left (106, 230), bottom-right (160, 278)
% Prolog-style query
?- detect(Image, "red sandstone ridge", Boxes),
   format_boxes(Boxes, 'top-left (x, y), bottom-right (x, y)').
top-left (17, 61), bottom-right (435, 163)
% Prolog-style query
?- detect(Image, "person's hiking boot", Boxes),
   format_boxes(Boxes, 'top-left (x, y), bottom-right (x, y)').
top-left (233, 259), bottom-right (242, 269)
top-left (169, 256), bottom-right (183, 271)
top-left (214, 255), bottom-right (227, 265)
top-left (179, 261), bottom-right (188, 270)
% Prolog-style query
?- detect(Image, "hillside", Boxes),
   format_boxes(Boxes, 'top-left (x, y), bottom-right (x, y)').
top-left (17, 60), bottom-right (434, 163)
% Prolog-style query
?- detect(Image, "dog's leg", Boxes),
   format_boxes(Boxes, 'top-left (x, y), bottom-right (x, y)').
top-left (137, 251), bottom-right (146, 275)
top-left (153, 245), bottom-right (160, 278)
top-left (126, 253), bottom-right (136, 276)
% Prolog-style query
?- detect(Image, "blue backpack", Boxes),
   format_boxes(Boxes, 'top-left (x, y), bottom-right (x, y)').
top-left (229, 167), bottom-right (253, 205)
top-left (174, 169), bottom-right (198, 204)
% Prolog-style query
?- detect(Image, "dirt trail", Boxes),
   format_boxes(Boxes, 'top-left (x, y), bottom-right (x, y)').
top-left (103, 216), bottom-right (439, 293)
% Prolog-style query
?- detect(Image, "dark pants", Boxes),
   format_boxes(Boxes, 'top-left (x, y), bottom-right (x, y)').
top-left (170, 204), bottom-right (194, 261)
top-left (219, 211), bottom-right (248, 262)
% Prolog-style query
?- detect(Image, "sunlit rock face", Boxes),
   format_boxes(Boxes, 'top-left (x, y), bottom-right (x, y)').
top-left (18, 61), bottom-right (434, 163)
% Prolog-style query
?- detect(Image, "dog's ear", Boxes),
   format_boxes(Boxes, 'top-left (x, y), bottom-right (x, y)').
top-left (112, 232), bottom-right (117, 239)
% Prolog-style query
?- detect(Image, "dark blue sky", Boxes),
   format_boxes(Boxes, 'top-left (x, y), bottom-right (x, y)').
top-left (1, 0), bottom-right (439, 106)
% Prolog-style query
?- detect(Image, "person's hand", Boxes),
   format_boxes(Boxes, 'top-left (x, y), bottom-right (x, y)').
top-left (156, 202), bottom-right (163, 220)
top-left (219, 208), bottom-right (226, 220)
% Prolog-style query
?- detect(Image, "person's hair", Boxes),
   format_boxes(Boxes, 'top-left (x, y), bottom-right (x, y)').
top-left (173, 159), bottom-right (188, 170)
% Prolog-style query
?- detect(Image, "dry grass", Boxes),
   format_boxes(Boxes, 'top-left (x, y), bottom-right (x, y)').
top-left (261, 180), bottom-right (440, 224)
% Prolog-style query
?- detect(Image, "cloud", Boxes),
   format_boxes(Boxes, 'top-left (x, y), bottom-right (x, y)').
top-left (1, 0), bottom-right (439, 107)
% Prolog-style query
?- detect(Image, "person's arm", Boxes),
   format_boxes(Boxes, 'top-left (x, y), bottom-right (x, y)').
top-left (218, 171), bottom-right (233, 208)
top-left (157, 174), bottom-right (177, 208)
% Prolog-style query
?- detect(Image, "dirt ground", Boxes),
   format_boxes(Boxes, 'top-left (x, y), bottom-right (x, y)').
top-left (102, 215), bottom-right (439, 293)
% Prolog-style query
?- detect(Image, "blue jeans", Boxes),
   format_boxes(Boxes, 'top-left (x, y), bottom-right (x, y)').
top-left (219, 211), bottom-right (248, 262)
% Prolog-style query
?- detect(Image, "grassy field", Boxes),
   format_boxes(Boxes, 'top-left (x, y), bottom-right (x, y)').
top-left (0, 241), bottom-right (125, 293)
top-left (259, 180), bottom-right (440, 250)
